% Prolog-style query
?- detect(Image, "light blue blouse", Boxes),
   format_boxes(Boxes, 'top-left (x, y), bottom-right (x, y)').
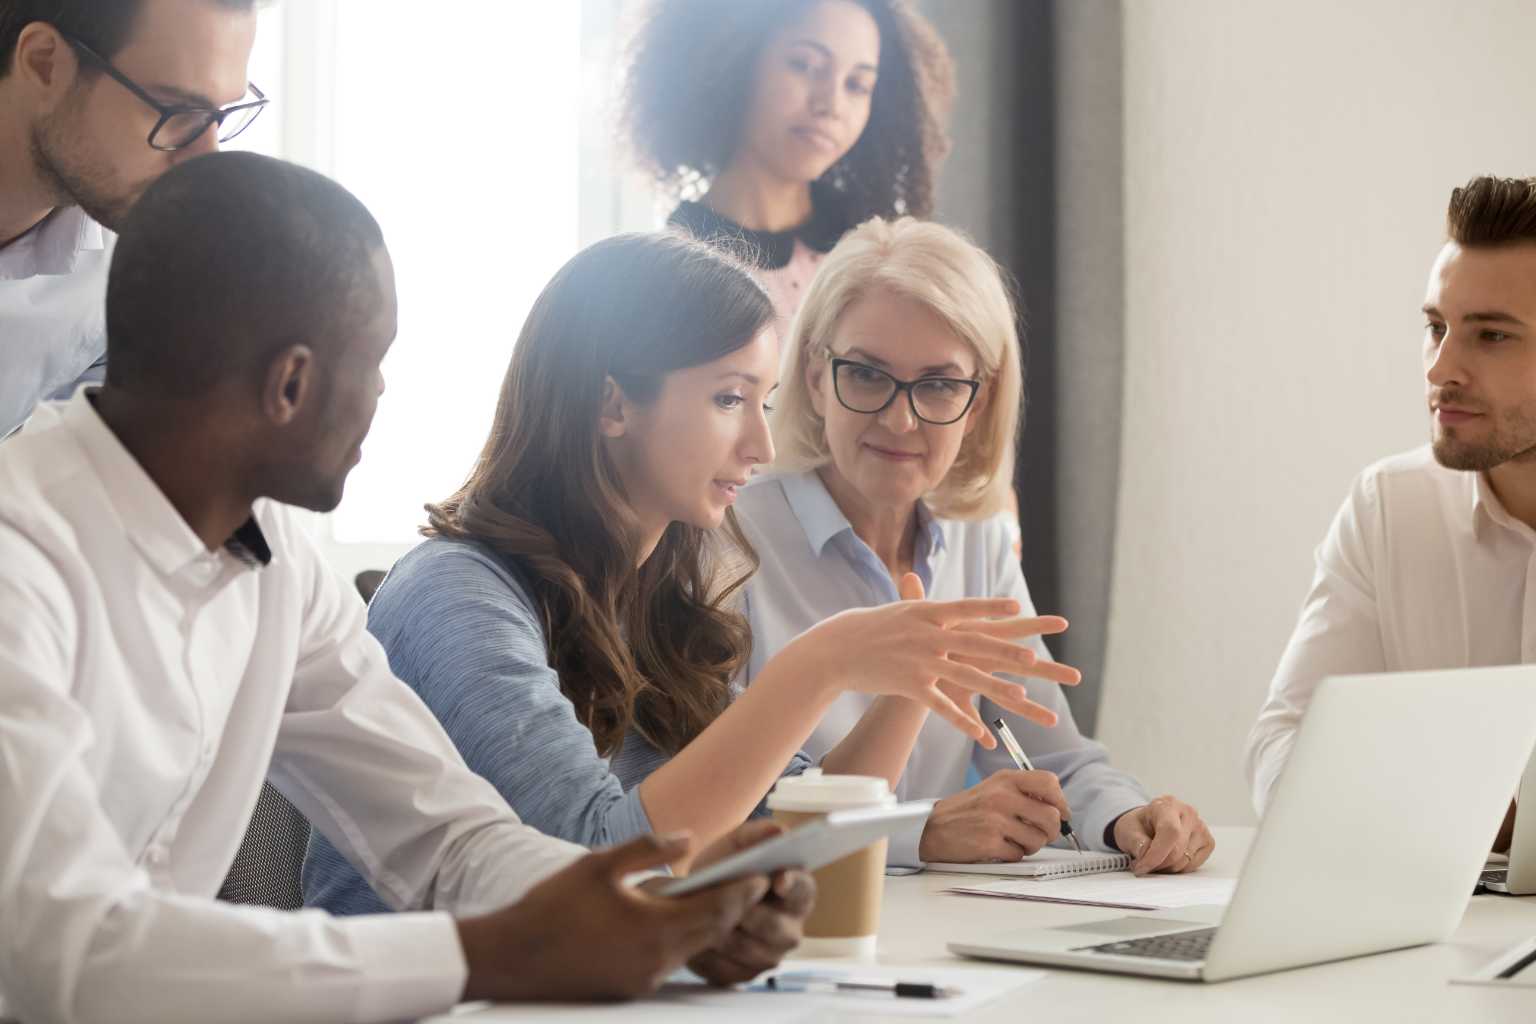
top-left (735, 470), bottom-right (1150, 866)
top-left (302, 536), bottom-right (811, 915)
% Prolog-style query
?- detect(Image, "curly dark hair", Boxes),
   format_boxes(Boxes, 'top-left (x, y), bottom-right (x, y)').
top-left (620, 0), bottom-right (954, 224)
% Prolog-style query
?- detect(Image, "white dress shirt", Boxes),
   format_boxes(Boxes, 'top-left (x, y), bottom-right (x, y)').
top-left (0, 206), bottom-right (112, 439)
top-left (0, 390), bottom-right (586, 1024)
top-left (1246, 445), bottom-right (1536, 815)
top-left (736, 471), bottom-right (1149, 866)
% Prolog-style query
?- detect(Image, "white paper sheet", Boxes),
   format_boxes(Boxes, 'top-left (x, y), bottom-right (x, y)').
top-left (1450, 936), bottom-right (1536, 988)
top-left (946, 871), bottom-right (1237, 910)
top-left (432, 960), bottom-right (1045, 1021)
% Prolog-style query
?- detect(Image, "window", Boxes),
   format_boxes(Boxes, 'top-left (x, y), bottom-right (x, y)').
top-left (236, 1), bottom-right (657, 577)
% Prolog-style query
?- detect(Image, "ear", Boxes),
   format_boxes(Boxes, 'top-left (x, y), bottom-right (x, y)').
top-left (962, 379), bottom-right (990, 437)
top-left (261, 345), bottom-right (316, 427)
top-left (15, 23), bottom-right (79, 99)
top-left (597, 375), bottom-right (629, 439)
top-left (804, 348), bottom-right (828, 419)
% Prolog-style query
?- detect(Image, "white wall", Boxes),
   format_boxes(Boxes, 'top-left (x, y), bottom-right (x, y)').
top-left (1096, 0), bottom-right (1536, 824)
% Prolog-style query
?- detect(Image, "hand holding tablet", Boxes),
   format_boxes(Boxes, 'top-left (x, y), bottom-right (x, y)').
top-left (659, 801), bottom-right (933, 897)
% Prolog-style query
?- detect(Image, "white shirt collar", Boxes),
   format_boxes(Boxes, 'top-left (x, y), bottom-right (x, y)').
top-left (777, 468), bottom-right (946, 561)
top-left (59, 388), bottom-right (269, 575)
top-left (1471, 468), bottom-right (1535, 543)
top-left (0, 206), bottom-right (109, 280)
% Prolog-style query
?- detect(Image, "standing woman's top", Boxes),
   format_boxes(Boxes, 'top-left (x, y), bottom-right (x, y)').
top-left (667, 186), bottom-right (847, 332)
top-left (621, 0), bottom-right (956, 327)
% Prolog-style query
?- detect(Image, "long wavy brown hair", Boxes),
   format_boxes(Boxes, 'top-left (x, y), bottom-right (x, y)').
top-left (426, 232), bottom-right (776, 757)
top-left (620, 0), bottom-right (955, 224)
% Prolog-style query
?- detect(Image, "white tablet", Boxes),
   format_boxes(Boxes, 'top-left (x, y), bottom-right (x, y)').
top-left (659, 801), bottom-right (934, 897)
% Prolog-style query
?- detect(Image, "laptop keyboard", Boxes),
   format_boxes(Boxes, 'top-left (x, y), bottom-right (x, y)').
top-left (1076, 926), bottom-right (1218, 962)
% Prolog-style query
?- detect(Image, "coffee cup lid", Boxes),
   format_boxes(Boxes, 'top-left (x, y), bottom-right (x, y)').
top-left (766, 769), bottom-right (896, 812)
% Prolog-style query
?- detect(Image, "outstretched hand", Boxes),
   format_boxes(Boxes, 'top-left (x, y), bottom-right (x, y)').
top-left (892, 573), bottom-right (1082, 746)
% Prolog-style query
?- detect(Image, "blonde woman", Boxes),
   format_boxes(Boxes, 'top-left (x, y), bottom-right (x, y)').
top-left (739, 217), bottom-right (1214, 873)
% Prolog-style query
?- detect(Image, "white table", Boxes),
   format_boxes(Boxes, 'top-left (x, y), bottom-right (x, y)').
top-left (864, 826), bottom-right (1536, 1022)
top-left (436, 827), bottom-right (1536, 1022)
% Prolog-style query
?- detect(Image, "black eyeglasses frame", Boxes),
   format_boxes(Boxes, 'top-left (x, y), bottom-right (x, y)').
top-left (826, 354), bottom-right (982, 426)
top-left (61, 32), bottom-right (268, 152)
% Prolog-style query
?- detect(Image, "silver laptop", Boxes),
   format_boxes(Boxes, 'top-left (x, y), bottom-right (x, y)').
top-left (949, 666), bottom-right (1536, 983)
top-left (1479, 740), bottom-right (1536, 895)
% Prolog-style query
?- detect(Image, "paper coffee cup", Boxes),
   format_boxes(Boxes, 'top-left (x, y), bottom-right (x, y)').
top-left (767, 770), bottom-right (895, 959)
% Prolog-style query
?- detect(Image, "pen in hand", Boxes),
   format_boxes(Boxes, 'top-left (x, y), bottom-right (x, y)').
top-left (991, 717), bottom-right (1084, 854)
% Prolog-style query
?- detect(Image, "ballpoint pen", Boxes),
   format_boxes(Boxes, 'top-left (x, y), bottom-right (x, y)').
top-left (991, 716), bottom-right (1084, 853)
top-left (764, 972), bottom-right (960, 998)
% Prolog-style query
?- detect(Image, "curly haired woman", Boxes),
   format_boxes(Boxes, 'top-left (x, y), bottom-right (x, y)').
top-left (621, 0), bottom-right (954, 330)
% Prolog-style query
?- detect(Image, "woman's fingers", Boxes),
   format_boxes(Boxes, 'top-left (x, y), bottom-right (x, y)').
top-left (927, 635), bottom-right (1075, 700)
top-left (935, 627), bottom-right (1082, 685)
top-left (953, 615), bottom-right (1069, 642)
top-left (933, 662), bottom-right (1058, 727)
top-left (1188, 827), bottom-right (1217, 872)
top-left (919, 684), bottom-right (993, 746)
top-left (1135, 802), bottom-right (1191, 875)
top-left (986, 689), bottom-right (1059, 728)
top-left (1018, 659), bottom-right (1082, 686)
top-left (996, 814), bottom-right (1046, 858)
top-left (916, 596), bottom-right (1022, 623)
top-left (936, 628), bottom-right (1040, 669)
top-left (948, 651), bottom-right (1083, 687)
top-left (897, 572), bottom-right (926, 602)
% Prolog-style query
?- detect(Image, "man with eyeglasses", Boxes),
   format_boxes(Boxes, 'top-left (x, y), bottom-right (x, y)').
top-left (0, 0), bottom-right (268, 439)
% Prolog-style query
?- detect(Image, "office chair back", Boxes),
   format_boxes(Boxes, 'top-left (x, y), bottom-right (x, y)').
top-left (217, 782), bottom-right (310, 910)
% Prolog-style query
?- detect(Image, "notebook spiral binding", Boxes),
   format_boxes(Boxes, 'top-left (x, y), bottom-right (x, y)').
top-left (1036, 854), bottom-right (1131, 879)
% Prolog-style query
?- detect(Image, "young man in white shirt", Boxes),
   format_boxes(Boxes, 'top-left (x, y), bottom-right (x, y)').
top-left (0, 151), bottom-right (814, 1024)
top-left (0, 0), bottom-right (265, 438)
top-left (1247, 175), bottom-right (1536, 840)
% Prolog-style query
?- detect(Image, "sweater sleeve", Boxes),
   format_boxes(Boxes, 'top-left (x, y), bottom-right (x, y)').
top-left (303, 542), bottom-right (653, 916)
top-left (369, 542), bottom-right (660, 846)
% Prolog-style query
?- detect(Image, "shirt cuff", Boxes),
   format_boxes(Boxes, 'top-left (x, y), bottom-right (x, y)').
top-left (346, 911), bottom-right (466, 1023)
top-left (1098, 799), bottom-right (1149, 853)
top-left (884, 812), bottom-right (927, 868)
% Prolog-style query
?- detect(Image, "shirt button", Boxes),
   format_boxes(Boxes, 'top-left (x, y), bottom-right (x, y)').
top-left (148, 845), bottom-right (169, 866)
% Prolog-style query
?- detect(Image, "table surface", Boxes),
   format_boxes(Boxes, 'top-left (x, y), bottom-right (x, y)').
top-left (438, 826), bottom-right (1536, 1023)
top-left (861, 826), bottom-right (1536, 1022)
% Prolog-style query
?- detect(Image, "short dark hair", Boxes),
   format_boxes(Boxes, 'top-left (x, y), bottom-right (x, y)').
top-left (106, 152), bottom-right (386, 399)
top-left (1446, 176), bottom-right (1536, 248)
top-left (0, 0), bottom-right (257, 78)
top-left (620, 0), bottom-right (953, 224)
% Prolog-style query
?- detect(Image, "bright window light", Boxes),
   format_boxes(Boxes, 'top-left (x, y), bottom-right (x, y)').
top-left (327, 3), bottom-right (584, 544)
top-left (224, 2), bottom-right (284, 157)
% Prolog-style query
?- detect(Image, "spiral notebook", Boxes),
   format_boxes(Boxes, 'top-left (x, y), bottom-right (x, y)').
top-left (924, 848), bottom-right (1130, 879)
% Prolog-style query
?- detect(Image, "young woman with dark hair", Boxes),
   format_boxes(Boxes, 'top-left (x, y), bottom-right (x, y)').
top-left (620, 0), bottom-right (953, 330)
top-left (303, 231), bottom-right (1073, 914)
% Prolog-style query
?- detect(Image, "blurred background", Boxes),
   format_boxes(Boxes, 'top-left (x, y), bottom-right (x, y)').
top-left (232, 0), bottom-right (1536, 825)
